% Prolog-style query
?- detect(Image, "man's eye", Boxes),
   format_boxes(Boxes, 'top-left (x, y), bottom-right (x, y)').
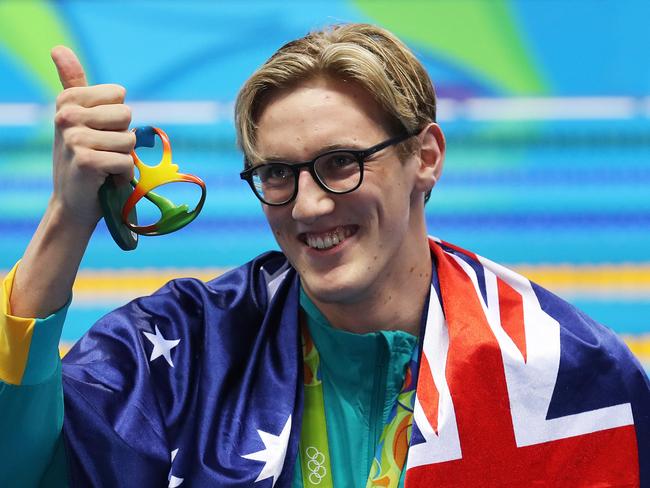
top-left (323, 153), bottom-right (356, 169)
top-left (258, 164), bottom-right (291, 182)
top-left (270, 166), bottom-right (290, 178)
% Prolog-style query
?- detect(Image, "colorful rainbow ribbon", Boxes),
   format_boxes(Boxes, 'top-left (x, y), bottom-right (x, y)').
top-left (299, 324), bottom-right (418, 488)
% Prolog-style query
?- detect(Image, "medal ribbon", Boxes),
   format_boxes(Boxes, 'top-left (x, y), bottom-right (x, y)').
top-left (299, 324), bottom-right (419, 488)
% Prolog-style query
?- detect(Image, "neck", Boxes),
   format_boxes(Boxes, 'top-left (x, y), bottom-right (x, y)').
top-left (304, 237), bottom-right (433, 336)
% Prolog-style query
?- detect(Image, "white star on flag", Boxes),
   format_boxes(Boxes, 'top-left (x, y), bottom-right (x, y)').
top-left (142, 325), bottom-right (180, 367)
top-left (168, 476), bottom-right (183, 488)
top-left (242, 415), bottom-right (292, 487)
top-left (168, 448), bottom-right (183, 487)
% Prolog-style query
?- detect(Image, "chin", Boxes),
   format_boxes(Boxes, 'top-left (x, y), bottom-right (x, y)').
top-left (299, 267), bottom-right (371, 306)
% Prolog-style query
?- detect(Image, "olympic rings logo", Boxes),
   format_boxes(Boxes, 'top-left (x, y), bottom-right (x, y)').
top-left (305, 446), bottom-right (327, 485)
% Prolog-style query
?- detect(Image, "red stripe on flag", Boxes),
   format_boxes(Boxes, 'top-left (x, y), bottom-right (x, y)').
top-left (406, 424), bottom-right (639, 487)
top-left (434, 246), bottom-right (517, 459)
top-left (418, 353), bottom-right (440, 435)
top-left (496, 277), bottom-right (527, 363)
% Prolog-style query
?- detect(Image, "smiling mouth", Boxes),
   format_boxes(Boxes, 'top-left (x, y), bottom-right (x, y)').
top-left (300, 225), bottom-right (358, 251)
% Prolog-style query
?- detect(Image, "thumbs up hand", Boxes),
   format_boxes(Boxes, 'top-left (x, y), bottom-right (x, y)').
top-left (50, 46), bottom-right (136, 228)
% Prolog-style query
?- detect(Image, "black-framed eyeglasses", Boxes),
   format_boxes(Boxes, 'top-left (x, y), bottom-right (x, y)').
top-left (240, 131), bottom-right (416, 206)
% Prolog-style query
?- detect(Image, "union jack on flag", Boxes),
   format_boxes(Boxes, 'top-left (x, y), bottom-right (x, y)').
top-left (405, 239), bottom-right (650, 487)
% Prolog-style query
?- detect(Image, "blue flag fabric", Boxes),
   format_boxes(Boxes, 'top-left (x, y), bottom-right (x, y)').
top-left (62, 252), bottom-right (302, 487)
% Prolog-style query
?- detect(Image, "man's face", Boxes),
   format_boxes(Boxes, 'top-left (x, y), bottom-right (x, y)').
top-left (255, 76), bottom-right (431, 307)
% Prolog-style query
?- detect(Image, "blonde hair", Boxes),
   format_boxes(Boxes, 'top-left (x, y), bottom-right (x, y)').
top-left (235, 23), bottom-right (437, 166)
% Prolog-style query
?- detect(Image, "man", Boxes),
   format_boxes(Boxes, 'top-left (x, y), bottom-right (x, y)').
top-left (1, 23), bottom-right (648, 487)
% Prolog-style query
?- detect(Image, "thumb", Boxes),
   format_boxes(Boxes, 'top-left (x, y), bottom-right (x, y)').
top-left (51, 45), bottom-right (88, 89)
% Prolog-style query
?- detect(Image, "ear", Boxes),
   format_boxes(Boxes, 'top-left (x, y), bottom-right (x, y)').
top-left (413, 122), bottom-right (445, 194)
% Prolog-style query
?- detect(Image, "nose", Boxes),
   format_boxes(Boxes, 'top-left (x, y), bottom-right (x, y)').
top-left (291, 169), bottom-right (335, 223)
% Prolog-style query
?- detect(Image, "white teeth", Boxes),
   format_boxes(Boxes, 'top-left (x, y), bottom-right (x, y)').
top-left (305, 226), bottom-right (351, 250)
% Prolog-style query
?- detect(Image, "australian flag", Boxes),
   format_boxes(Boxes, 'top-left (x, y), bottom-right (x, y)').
top-left (61, 253), bottom-right (303, 487)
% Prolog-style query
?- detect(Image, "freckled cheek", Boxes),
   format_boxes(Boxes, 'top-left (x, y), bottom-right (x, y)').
top-left (269, 220), bottom-right (301, 254)
top-left (271, 225), bottom-right (293, 244)
top-left (265, 216), bottom-right (285, 240)
top-left (265, 210), bottom-right (290, 238)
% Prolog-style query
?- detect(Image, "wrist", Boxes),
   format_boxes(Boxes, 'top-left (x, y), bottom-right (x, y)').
top-left (45, 194), bottom-right (100, 240)
top-left (10, 198), bottom-right (98, 318)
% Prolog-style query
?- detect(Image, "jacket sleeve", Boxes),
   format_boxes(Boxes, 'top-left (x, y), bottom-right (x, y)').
top-left (0, 264), bottom-right (70, 487)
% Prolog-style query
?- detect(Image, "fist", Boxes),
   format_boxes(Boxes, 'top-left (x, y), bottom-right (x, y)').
top-left (51, 46), bottom-right (136, 227)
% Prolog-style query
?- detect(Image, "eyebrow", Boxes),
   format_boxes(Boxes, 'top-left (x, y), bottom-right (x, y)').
top-left (260, 141), bottom-right (368, 164)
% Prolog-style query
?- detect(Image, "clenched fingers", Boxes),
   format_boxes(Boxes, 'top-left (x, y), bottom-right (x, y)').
top-left (55, 102), bottom-right (132, 131)
top-left (62, 127), bottom-right (136, 154)
top-left (49, 46), bottom-right (136, 227)
top-left (84, 104), bottom-right (132, 131)
top-left (56, 83), bottom-right (127, 110)
top-left (71, 148), bottom-right (135, 179)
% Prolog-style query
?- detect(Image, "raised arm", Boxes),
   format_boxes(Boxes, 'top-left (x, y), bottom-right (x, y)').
top-left (10, 46), bottom-right (136, 318)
